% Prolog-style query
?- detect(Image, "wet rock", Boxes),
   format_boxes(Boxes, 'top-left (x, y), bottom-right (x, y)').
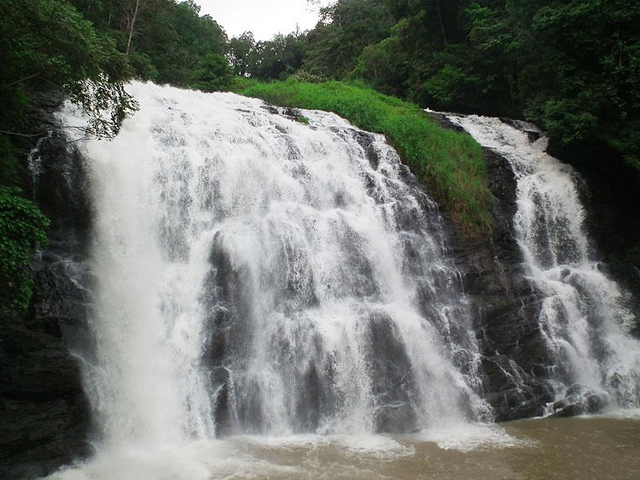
top-left (30, 133), bottom-right (92, 242)
top-left (0, 91), bottom-right (92, 478)
top-left (366, 311), bottom-right (419, 433)
top-left (0, 396), bottom-right (92, 480)
top-left (0, 284), bottom-right (92, 478)
top-left (429, 113), bottom-right (555, 422)
top-left (212, 367), bottom-right (233, 436)
top-left (352, 130), bottom-right (380, 170)
top-left (499, 118), bottom-right (543, 143)
top-left (261, 105), bottom-right (309, 124)
top-left (481, 356), bottom-right (554, 421)
top-left (375, 400), bottom-right (418, 433)
top-left (551, 384), bottom-right (609, 417)
top-left (295, 363), bottom-right (323, 432)
top-left (457, 153), bottom-right (552, 420)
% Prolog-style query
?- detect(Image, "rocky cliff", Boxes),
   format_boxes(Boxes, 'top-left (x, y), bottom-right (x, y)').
top-left (427, 112), bottom-right (556, 421)
top-left (0, 96), bottom-right (93, 479)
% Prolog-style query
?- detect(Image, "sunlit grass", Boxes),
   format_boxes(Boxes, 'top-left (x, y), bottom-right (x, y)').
top-left (240, 79), bottom-right (491, 235)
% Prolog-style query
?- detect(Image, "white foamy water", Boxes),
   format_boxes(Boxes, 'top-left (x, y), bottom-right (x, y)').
top-left (413, 422), bottom-right (534, 452)
top-left (49, 83), bottom-right (498, 478)
top-left (444, 113), bottom-right (640, 407)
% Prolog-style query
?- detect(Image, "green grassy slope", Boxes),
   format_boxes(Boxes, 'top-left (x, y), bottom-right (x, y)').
top-left (241, 79), bottom-right (491, 235)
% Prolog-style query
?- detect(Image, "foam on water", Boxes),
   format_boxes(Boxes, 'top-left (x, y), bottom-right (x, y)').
top-left (414, 423), bottom-right (534, 452)
top-left (240, 433), bottom-right (415, 459)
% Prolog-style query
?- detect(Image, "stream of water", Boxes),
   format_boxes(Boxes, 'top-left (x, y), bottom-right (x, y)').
top-left (445, 113), bottom-right (640, 410)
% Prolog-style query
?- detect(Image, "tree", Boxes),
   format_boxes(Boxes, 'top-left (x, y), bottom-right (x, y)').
top-left (523, 0), bottom-right (640, 153)
top-left (129, 0), bottom-right (228, 86)
top-left (123, 0), bottom-right (143, 55)
top-left (229, 32), bottom-right (257, 77)
top-left (352, 35), bottom-right (408, 97)
top-left (1, 0), bottom-right (136, 138)
top-left (302, 0), bottom-right (394, 78)
top-left (1, 0), bottom-right (135, 316)
top-left (69, 0), bottom-right (229, 88)
top-left (194, 53), bottom-right (234, 91)
top-left (251, 32), bottom-right (307, 80)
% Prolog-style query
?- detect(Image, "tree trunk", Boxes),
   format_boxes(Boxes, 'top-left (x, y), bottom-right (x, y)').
top-left (435, 0), bottom-right (447, 45)
top-left (125, 0), bottom-right (141, 55)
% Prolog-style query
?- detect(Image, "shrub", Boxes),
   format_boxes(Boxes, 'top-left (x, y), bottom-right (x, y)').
top-left (0, 186), bottom-right (49, 315)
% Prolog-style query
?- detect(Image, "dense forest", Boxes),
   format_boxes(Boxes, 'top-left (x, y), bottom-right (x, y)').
top-left (232, 0), bottom-right (640, 170)
top-left (2, 0), bottom-right (640, 313)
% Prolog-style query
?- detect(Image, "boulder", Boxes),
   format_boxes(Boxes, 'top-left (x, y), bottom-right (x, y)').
top-left (550, 384), bottom-right (609, 417)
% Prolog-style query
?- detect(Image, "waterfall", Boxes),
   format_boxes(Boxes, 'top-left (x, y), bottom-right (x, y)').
top-left (444, 113), bottom-right (640, 410)
top-left (56, 82), bottom-right (491, 458)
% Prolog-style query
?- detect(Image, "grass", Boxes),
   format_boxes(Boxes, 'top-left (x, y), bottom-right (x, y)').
top-left (239, 79), bottom-right (491, 235)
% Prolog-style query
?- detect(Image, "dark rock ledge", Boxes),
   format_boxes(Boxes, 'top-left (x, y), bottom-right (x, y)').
top-left (428, 111), bottom-right (556, 421)
top-left (0, 93), bottom-right (93, 480)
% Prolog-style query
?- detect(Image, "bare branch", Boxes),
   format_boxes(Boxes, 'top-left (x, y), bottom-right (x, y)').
top-left (2, 72), bottom-right (42, 90)
top-left (0, 129), bottom-right (47, 138)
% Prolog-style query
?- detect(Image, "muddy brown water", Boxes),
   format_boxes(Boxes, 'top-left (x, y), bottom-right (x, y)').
top-left (213, 416), bottom-right (640, 480)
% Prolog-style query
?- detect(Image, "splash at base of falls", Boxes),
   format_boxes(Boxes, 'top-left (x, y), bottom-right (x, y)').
top-left (46, 415), bottom-right (640, 480)
top-left (45, 424), bottom-right (528, 480)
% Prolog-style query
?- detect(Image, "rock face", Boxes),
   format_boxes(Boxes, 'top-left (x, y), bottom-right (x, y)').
top-left (0, 295), bottom-right (92, 479)
top-left (550, 384), bottom-right (609, 418)
top-left (452, 148), bottom-right (555, 421)
top-left (0, 95), bottom-right (93, 479)
top-left (428, 112), bottom-right (556, 421)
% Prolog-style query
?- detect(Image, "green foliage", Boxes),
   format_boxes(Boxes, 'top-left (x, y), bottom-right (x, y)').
top-left (194, 53), bottom-right (234, 92)
top-left (241, 80), bottom-right (491, 234)
top-left (0, 137), bottom-right (23, 187)
top-left (226, 0), bottom-right (392, 82)
top-left (0, 187), bottom-right (50, 315)
top-left (1, 0), bottom-right (136, 139)
top-left (302, 0), bottom-right (395, 79)
top-left (518, 0), bottom-right (640, 158)
top-left (297, 0), bottom-right (640, 175)
top-left (251, 33), bottom-right (307, 81)
top-left (0, 0), bottom-right (138, 317)
top-left (71, 0), bottom-right (228, 88)
top-left (229, 32), bottom-right (257, 77)
top-left (136, 1), bottom-right (227, 86)
top-left (352, 36), bottom-right (407, 97)
top-left (228, 31), bottom-right (309, 81)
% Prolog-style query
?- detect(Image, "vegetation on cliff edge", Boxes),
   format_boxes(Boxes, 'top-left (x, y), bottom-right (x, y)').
top-left (241, 79), bottom-right (491, 235)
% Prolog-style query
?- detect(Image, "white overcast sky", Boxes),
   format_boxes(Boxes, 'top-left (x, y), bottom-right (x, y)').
top-left (198, 1), bottom-right (333, 41)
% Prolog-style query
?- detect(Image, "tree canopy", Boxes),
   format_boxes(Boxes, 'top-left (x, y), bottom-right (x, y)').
top-left (248, 0), bottom-right (640, 171)
top-left (69, 0), bottom-right (230, 87)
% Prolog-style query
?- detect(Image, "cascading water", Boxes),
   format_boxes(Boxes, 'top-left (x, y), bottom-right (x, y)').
top-left (444, 113), bottom-right (640, 410)
top-left (53, 83), bottom-right (492, 476)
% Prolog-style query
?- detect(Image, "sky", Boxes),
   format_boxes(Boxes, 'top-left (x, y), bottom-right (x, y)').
top-left (198, 1), bottom-right (333, 41)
